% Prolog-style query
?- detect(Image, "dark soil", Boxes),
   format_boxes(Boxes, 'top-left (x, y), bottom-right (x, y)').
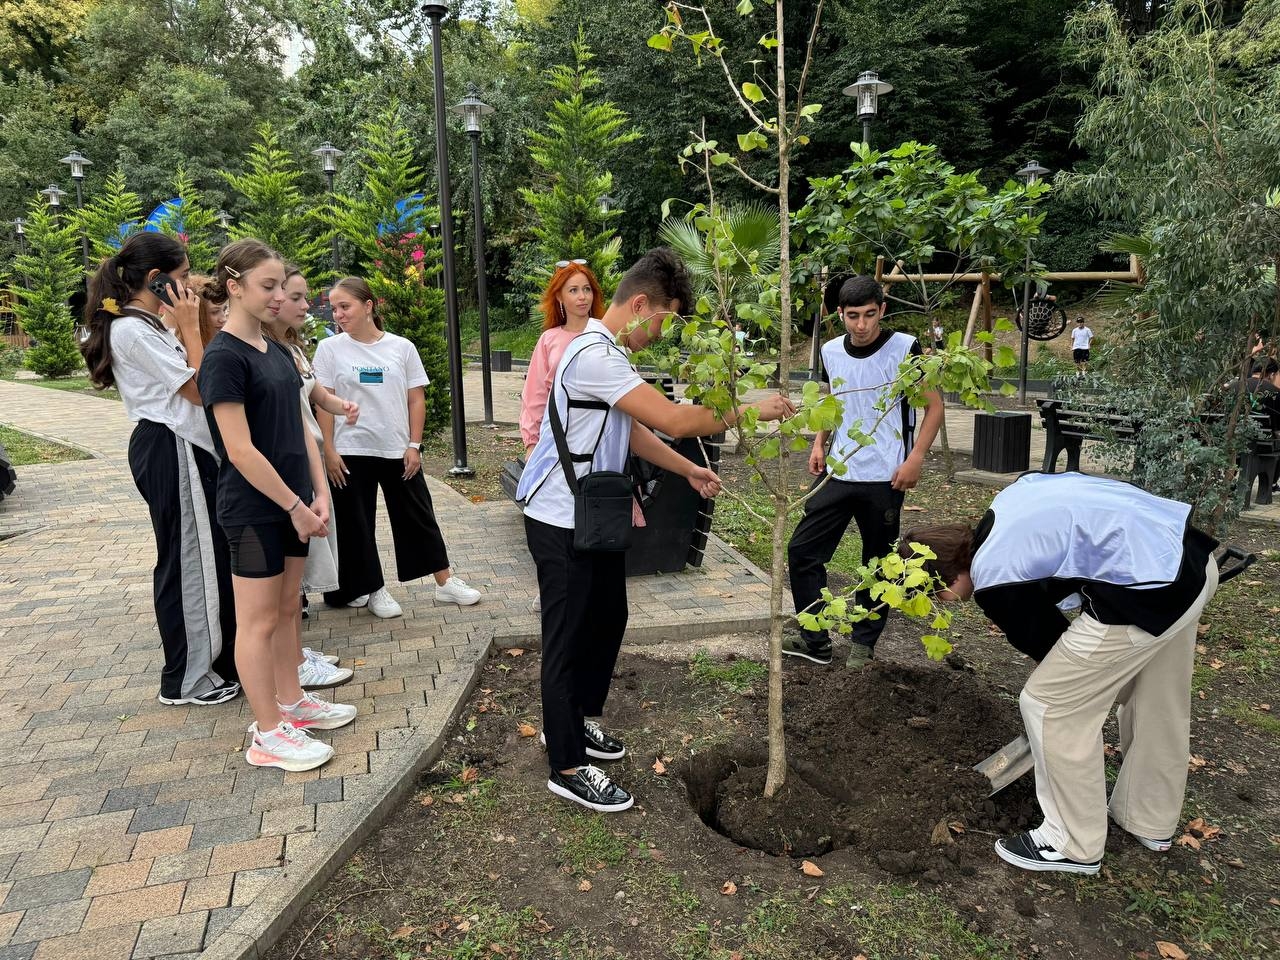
top-left (697, 662), bottom-right (1038, 877)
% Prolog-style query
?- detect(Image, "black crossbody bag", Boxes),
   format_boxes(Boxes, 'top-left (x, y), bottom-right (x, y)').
top-left (546, 382), bottom-right (634, 552)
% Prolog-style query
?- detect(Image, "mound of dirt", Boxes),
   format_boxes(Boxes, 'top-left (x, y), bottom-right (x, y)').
top-left (685, 660), bottom-right (1040, 878)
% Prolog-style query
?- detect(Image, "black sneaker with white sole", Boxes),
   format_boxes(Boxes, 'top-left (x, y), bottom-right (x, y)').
top-left (547, 765), bottom-right (634, 812)
top-left (583, 719), bottom-right (626, 760)
top-left (781, 633), bottom-right (832, 665)
top-left (995, 831), bottom-right (1101, 875)
top-left (158, 681), bottom-right (241, 706)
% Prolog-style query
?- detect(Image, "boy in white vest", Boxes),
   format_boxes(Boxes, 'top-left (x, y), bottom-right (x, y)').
top-left (902, 472), bottom-right (1220, 874)
top-left (517, 248), bottom-right (796, 813)
top-left (785, 276), bottom-right (944, 668)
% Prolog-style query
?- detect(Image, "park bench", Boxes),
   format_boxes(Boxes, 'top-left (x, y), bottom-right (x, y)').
top-left (1037, 398), bottom-right (1280, 507)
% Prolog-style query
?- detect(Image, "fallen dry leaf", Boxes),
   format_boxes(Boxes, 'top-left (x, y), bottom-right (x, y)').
top-left (353, 658), bottom-right (366, 666)
top-left (1188, 754), bottom-right (1207, 771)
top-left (1224, 759), bottom-right (1249, 775)
top-left (517, 722), bottom-right (537, 738)
top-left (1269, 897), bottom-right (1280, 907)
top-left (721, 880), bottom-right (737, 896)
top-left (1195, 643), bottom-right (1207, 655)
top-left (389, 925), bottom-right (416, 940)
top-left (1226, 858), bottom-right (1245, 869)
top-left (930, 821), bottom-right (954, 846)
top-left (903, 505), bottom-right (926, 512)
top-left (1196, 623), bottom-right (1210, 636)
top-left (577, 879), bottom-right (592, 892)
top-left (1156, 941), bottom-right (1189, 960)
top-left (1259, 703), bottom-right (1272, 712)
top-left (1208, 658), bottom-right (1225, 670)
top-left (505, 648), bottom-right (526, 657)
top-left (420, 794), bottom-right (434, 806)
top-left (469, 495), bottom-right (484, 503)
top-left (1186, 817), bottom-right (1223, 840)
top-left (1176, 834), bottom-right (1201, 851)
top-left (801, 860), bottom-right (825, 877)
top-left (531, 918), bottom-right (553, 934)
top-left (652, 758), bottom-right (667, 775)
top-left (456, 920), bottom-right (472, 933)
top-left (461, 766), bottom-right (479, 784)
top-left (948, 820), bottom-right (966, 835)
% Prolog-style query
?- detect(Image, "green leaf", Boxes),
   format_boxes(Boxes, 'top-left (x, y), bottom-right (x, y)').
top-left (758, 35), bottom-right (779, 50)
top-left (922, 635), bottom-right (953, 661)
top-left (742, 81), bottom-right (766, 103)
top-left (799, 103), bottom-right (822, 120)
top-left (736, 0), bottom-right (753, 13)
top-left (647, 33), bottom-right (672, 52)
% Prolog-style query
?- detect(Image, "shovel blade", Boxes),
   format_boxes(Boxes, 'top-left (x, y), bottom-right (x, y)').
top-left (975, 734), bottom-right (1034, 796)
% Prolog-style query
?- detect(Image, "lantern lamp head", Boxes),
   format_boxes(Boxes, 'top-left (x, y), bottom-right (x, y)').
top-left (59, 151), bottom-right (92, 180)
top-left (842, 70), bottom-right (893, 121)
top-left (312, 141), bottom-right (345, 175)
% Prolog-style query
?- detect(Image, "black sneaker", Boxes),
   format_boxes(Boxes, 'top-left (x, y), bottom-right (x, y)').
top-left (158, 681), bottom-right (241, 706)
top-left (548, 765), bottom-right (634, 813)
top-left (301, 592), bottom-right (310, 621)
top-left (995, 831), bottom-right (1101, 875)
top-left (583, 719), bottom-right (626, 760)
top-left (781, 633), bottom-right (832, 665)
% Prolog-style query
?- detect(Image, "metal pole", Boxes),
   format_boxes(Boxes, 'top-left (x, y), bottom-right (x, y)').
top-left (862, 119), bottom-right (871, 147)
top-left (326, 171), bottom-right (340, 273)
top-left (425, 4), bottom-right (472, 476)
top-left (469, 130), bottom-right (494, 425)
top-left (74, 180), bottom-right (89, 271)
top-left (1018, 239), bottom-right (1032, 403)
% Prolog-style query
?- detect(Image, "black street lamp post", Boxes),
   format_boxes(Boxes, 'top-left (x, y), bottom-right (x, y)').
top-left (842, 70), bottom-right (893, 147)
top-left (312, 141), bottom-right (344, 273)
top-left (1015, 160), bottom-right (1049, 403)
top-left (39, 184), bottom-right (67, 218)
top-left (215, 209), bottom-right (232, 237)
top-left (451, 86), bottom-right (495, 425)
top-left (424, 1), bottom-right (472, 477)
top-left (60, 151), bottom-right (92, 270)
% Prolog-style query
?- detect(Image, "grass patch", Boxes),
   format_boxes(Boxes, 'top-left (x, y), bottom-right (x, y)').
top-left (556, 811), bottom-right (631, 874)
top-left (1226, 701), bottom-right (1280, 737)
top-left (3, 374), bottom-right (120, 401)
top-left (689, 650), bottom-right (767, 693)
top-left (0, 425), bottom-right (90, 465)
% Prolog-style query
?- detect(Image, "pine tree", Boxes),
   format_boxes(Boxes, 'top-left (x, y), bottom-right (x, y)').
top-left (520, 34), bottom-right (639, 298)
top-left (223, 123), bottom-right (329, 278)
top-left (73, 169), bottom-right (143, 265)
top-left (330, 106), bottom-right (450, 437)
top-left (13, 200), bottom-right (81, 377)
top-left (157, 165), bottom-right (218, 272)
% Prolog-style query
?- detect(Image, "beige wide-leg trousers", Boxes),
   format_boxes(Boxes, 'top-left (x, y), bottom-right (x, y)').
top-left (1019, 558), bottom-right (1218, 863)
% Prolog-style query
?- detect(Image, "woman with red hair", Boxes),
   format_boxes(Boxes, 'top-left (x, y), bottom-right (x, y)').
top-left (520, 260), bottom-right (606, 458)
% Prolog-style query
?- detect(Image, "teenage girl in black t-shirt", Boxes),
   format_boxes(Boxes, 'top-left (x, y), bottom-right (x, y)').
top-left (197, 239), bottom-right (357, 773)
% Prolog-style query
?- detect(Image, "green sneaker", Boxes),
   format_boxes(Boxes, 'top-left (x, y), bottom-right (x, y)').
top-left (845, 642), bottom-right (874, 670)
top-left (781, 632), bottom-right (832, 665)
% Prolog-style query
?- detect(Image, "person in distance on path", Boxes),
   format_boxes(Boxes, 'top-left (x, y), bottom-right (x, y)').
top-left (902, 472), bottom-right (1220, 875)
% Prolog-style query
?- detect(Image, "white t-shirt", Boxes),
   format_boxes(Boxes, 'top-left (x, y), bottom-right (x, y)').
top-left (517, 320), bottom-right (644, 529)
top-left (1071, 325), bottom-right (1094, 350)
top-left (110, 312), bottom-right (214, 453)
top-left (312, 331), bottom-right (429, 458)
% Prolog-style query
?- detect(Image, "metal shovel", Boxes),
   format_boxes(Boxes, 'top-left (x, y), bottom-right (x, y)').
top-left (975, 545), bottom-right (1256, 796)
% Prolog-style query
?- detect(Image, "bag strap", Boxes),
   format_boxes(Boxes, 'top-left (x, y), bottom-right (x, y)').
top-left (546, 382), bottom-right (585, 496)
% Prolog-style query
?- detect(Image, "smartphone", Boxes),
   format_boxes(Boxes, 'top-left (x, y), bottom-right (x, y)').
top-left (148, 273), bottom-right (177, 307)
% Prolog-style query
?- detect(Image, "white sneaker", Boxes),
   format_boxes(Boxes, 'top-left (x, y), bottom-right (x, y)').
top-left (347, 594), bottom-right (369, 609)
top-left (530, 594), bottom-right (542, 613)
top-left (298, 657), bottom-right (354, 689)
top-left (279, 692), bottom-right (357, 731)
top-left (303, 646), bottom-right (340, 666)
top-left (245, 721), bottom-right (333, 771)
top-left (367, 587), bottom-right (403, 618)
top-left (436, 576), bottom-right (481, 606)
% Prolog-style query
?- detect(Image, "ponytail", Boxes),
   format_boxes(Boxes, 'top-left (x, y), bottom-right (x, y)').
top-left (81, 233), bottom-right (187, 389)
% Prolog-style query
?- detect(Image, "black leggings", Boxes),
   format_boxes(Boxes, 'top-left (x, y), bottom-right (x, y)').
top-left (525, 516), bottom-right (629, 771)
top-left (323, 455), bottom-right (450, 606)
top-left (787, 478), bottom-right (903, 649)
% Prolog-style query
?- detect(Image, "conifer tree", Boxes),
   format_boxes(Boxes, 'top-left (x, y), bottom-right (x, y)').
top-left (157, 165), bottom-right (218, 272)
top-left (13, 199), bottom-right (81, 377)
top-left (330, 106), bottom-right (450, 436)
top-left (73, 169), bottom-right (143, 265)
top-left (223, 124), bottom-right (328, 277)
top-left (520, 34), bottom-right (639, 297)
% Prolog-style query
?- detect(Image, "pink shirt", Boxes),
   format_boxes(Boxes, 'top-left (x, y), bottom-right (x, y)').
top-left (520, 325), bottom-right (584, 449)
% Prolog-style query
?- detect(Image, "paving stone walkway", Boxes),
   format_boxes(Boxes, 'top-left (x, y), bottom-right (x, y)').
top-left (0, 378), bottom-right (775, 960)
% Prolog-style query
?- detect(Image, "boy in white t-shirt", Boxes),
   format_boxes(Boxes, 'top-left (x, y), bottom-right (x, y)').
top-left (1071, 318), bottom-right (1094, 373)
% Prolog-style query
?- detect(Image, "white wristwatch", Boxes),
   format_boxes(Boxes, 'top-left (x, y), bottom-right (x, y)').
top-left (407, 442), bottom-right (421, 451)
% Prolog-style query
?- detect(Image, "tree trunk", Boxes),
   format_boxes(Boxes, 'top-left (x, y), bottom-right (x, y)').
top-left (764, 0), bottom-right (792, 800)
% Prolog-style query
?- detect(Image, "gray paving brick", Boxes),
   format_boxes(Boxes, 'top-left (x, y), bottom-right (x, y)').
top-left (10, 897), bottom-right (89, 943)
top-left (132, 910), bottom-right (207, 958)
top-left (2, 867), bottom-right (91, 911)
top-left (126, 802), bottom-right (188, 835)
top-left (302, 778), bottom-right (343, 805)
top-left (202, 905), bottom-right (243, 948)
top-left (188, 816), bottom-right (261, 850)
top-left (100, 783), bottom-right (162, 814)
top-left (0, 944), bottom-right (37, 960)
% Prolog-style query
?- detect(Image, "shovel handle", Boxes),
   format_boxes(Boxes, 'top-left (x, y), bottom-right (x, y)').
top-left (1215, 545), bottom-right (1256, 584)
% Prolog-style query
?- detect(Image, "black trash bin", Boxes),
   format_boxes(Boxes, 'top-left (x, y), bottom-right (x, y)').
top-left (972, 411), bottom-right (1032, 474)
top-left (625, 433), bottom-right (721, 576)
top-left (491, 349), bottom-right (512, 373)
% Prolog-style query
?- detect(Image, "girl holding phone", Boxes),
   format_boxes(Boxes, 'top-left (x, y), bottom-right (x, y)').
top-left (81, 233), bottom-right (240, 707)
top-left (198, 239), bottom-right (355, 772)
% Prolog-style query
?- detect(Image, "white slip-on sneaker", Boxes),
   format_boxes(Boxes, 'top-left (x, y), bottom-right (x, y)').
top-left (279, 692), bottom-right (357, 731)
top-left (303, 646), bottom-right (340, 666)
top-left (347, 594), bottom-right (370, 609)
top-left (436, 576), bottom-right (481, 606)
top-left (367, 587), bottom-right (403, 619)
top-left (245, 721), bottom-right (333, 772)
top-left (298, 657), bottom-right (354, 689)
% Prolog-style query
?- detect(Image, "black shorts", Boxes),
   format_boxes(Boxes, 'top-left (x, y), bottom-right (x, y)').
top-left (223, 520), bottom-right (308, 578)
top-left (1073, 348), bottom-right (1091, 362)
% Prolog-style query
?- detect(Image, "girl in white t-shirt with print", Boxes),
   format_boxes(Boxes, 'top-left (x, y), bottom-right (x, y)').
top-left (312, 277), bottom-right (482, 617)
